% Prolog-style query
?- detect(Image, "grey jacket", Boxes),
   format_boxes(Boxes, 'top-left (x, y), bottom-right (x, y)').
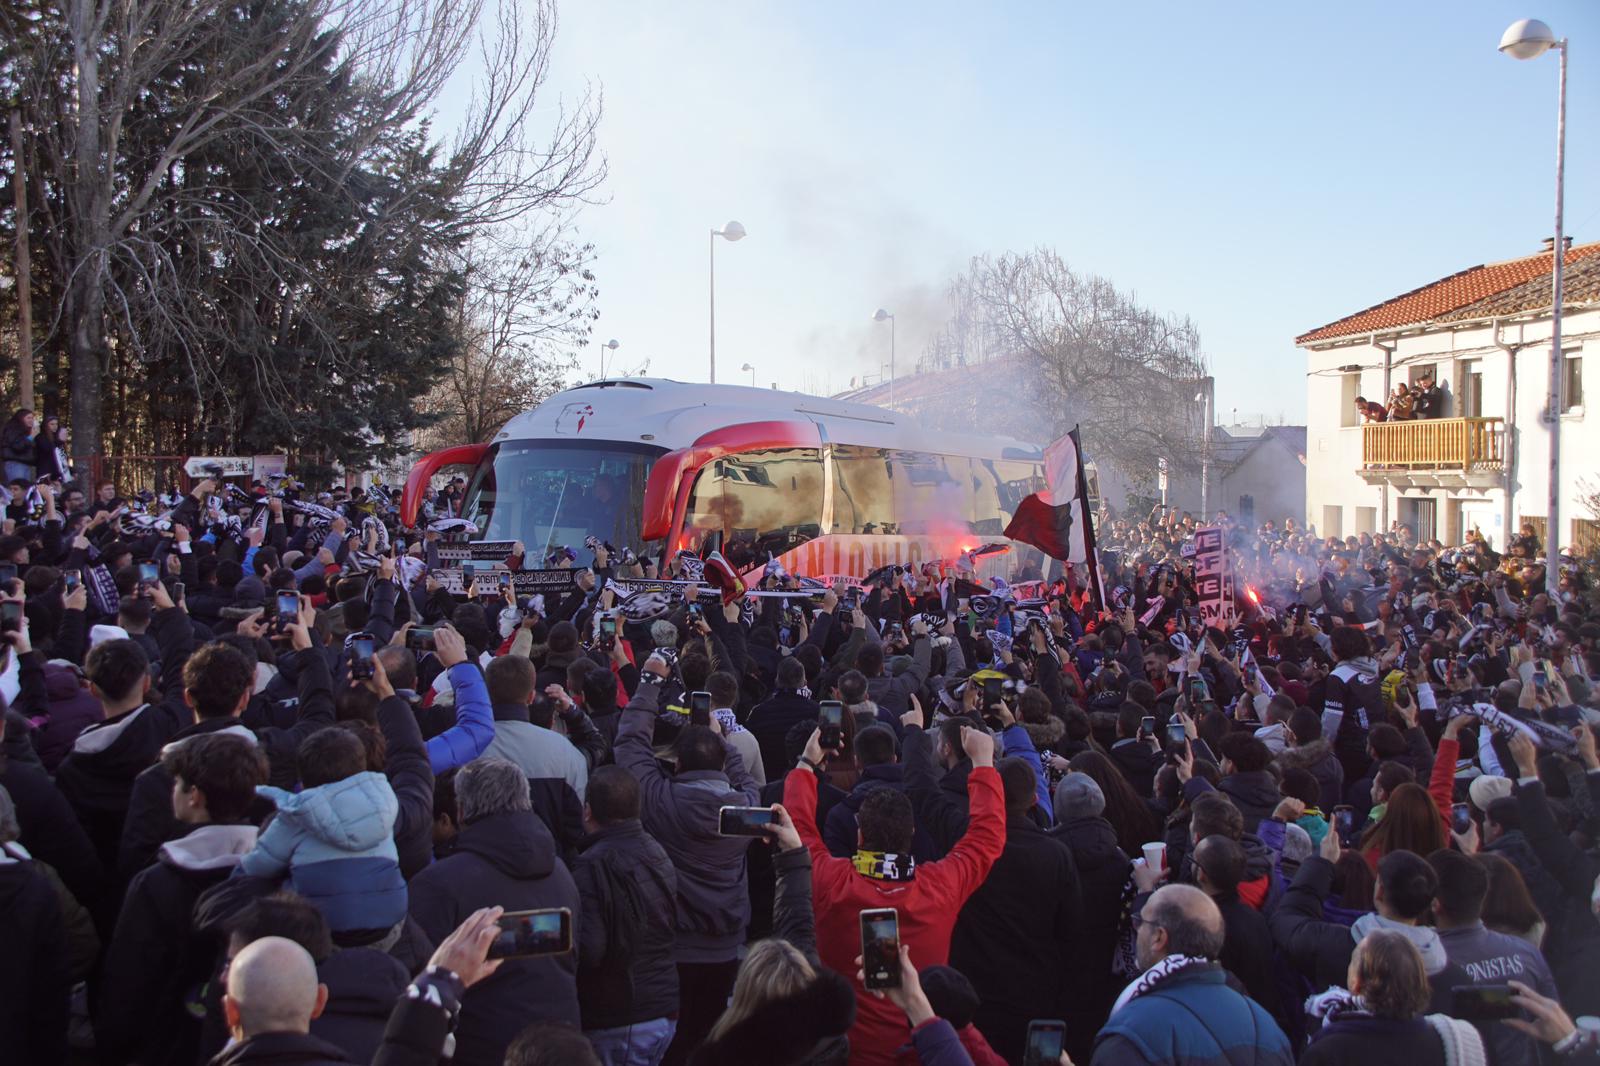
top-left (614, 683), bottom-right (761, 963)
top-left (1428, 922), bottom-right (1558, 1066)
top-left (865, 635), bottom-right (932, 717)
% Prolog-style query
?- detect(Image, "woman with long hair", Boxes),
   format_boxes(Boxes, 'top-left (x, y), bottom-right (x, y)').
top-left (1, 409), bottom-right (36, 483)
top-left (1068, 749), bottom-right (1161, 857)
top-left (34, 415), bottom-right (69, 483)
top-left (1360, 783), bottom-right (1447, 872)
top-left (1476, 852), bottom-right (1546, 949)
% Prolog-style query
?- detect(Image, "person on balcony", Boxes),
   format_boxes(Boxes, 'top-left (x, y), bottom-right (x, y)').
top-left (1355, 397), bottom-right (1387, 424)
top-left (1413, 375), bottom-right (1443, 419)
top-left (1387, 384), bottom-right (1416, 421)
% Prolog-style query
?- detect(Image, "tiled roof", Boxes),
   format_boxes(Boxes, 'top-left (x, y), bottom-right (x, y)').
top-left (1437, 252), bottom-right (1600, 322)
top-left (1296, 241), bottom-right (1600, 345)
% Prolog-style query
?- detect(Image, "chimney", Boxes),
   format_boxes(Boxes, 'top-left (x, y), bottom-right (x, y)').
top-left (1541, 236), bottom-right (1575, 252)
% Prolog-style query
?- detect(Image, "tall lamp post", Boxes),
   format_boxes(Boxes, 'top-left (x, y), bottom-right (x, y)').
top-left (740, 361), bottom-right (756, 387)
top-left (709, 220), bottom-right (747, 384)
top-left (1196, 377), bottom-right (1213, 520)
top-left (601, 338), bottom-right (619, 379)
top-left (1499, 17), bottom-right (1568, 600)
top-left (873, 308), bottom-right (895, 408)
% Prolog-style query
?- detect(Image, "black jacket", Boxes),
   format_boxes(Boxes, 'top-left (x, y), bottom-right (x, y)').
top-left (1217, 771), bottom-right (1282, 834)
top-left (407, 809), bottom-right (580, 1066)
top-left (822, 762), bottom-right (937, 861)
top-left (1047, 815), bottom-right (1131, 1064)
top-left (746, 688), bottom-right (822, 780)
top-left (0, 853), bottom-right (68, 1066)
top-left (902, 725), bottom-right (973, 859)
top-left (687, 968), bottom-right (855, 1066)
top-left (1108, 738), bottom-right (1163, 799)
top-left (1485, 829), bottom-right (1600, 1017)
top-left (748, 771), bottom-right (845, 942)
top-left (1299, 1016), bottom-right (1448, 1066)
top-left (1267, 855), bottom-right (1364, 990)
top-left (98, 824), bottom-right (256, 1066)
top-left (210, 1031), bottom-right (355, 1066)
top-left (0, 755), bottom-right (103, 915)
top-left (1215, 891), bottom-right (1284, 1028)
top-left (309, 948), bottom-right (411, 1065)
top-left (1276, 739), bottom-right (1344, 814)
top-left (372, 694), bottom-right (434, 880)
top-left (572, 819), bottom-right (679, 1030)
top-left (949, 812), bottom-right (1083, 1064)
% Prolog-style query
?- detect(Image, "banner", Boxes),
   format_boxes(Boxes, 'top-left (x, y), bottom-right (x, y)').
top-left (433, 567), bottom-right (576, 597)
top-left (1194, 524), bottom-right (1232, 627)
top-left (436, 541), bottom-right (521, 563)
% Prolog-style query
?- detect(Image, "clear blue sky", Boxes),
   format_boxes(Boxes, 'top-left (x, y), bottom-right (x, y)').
top-left (487, 1), bottom-right (1600, 423)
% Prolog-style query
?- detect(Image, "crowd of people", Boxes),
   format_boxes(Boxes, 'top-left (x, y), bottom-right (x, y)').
top-left (0, 457), bottom-right (1598, 1066)
top-left (1353, 374), bottom-right (1447, 424)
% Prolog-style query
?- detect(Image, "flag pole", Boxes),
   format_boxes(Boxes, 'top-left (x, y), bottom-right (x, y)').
top-left (1070, 426), bottom-right (1107, 614)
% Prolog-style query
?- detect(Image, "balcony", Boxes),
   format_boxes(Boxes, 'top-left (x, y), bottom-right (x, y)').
top-left (1359, 416), bottom-right (1504, 490)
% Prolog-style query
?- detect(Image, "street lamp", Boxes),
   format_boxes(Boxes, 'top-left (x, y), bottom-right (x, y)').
top-left (740, 361), bottom-right (756, 387)
top-left (709, 221), bottom-right (747, 384)
top-left (599, 338), bottom-right (620, 379)
top-left (873, 308), bottom-right (895, 409)
top-left (1195, 380), bottom-right (1213, 520)
top-left (1499, 17), bottom-right (1568, 600)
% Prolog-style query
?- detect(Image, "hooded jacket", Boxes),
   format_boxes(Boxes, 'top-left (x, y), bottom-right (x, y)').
top-left (614, 684), bottom-right (760, 963)
top-left (1218, 770), bottom-right (1283, 834)
top-left (0, 751), bottom-right (104, 915)
top-left (746, 687), bottom-right (823, 782)
top-left (309, 948), bottom-right (411, 1065)
top-left (99, 823), bottom-right (259, 1066)
top-left (1268, 855), bottom-right (1445, 992)
top-left (407, 808), bottom-right (580, 1066)
top-left (238, 771), bottom-right (406, 933)
top-left (786, 763), bottom-right (1005, 1066)
top-left (28, 659), bottom-right (103, 772)
top-left (1297, 1014), bottom-right (1450, 1066)
top-left (1276, 739), bottom-right (1345, 814)
top-left (823, 763), bottom-right (938, 862)
top-left (687, 968), bottom-right (855, 1066)
top-left (1428, 922), bottom-right (1558, 1066)
top-left (0, 843), bottom-right (68, 1066)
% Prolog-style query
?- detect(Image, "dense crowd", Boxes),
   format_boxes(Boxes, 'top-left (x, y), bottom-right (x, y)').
top-left (1, 451), bottom-right (1598, 1066)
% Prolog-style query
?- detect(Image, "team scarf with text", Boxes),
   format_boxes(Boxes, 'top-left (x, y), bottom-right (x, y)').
top-left (851, 850), bottom-right (916, 882)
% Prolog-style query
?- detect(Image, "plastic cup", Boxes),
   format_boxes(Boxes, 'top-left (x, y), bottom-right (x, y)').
top-left (1142, 842), bottom-right (1167, 872)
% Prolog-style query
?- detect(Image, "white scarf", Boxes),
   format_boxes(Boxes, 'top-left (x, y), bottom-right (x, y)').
top-left (1109, 954), bottom-right (1209, 1018)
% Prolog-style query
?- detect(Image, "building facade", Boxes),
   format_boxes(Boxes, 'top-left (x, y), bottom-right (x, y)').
top-left (1298, 240), bottom-right (1600, 552)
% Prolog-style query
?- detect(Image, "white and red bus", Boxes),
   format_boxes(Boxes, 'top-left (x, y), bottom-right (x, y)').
top-left (400, 378), bottom-right (1095, 579)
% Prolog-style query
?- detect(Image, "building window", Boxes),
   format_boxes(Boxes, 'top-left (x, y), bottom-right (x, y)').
top-left (1340, 372), bottom-right (1362, 428)
top-left (1562, 353), bottom-right (1583, 413)
top-left (1355, 506), bottom-right (1377, 535)
top-left (1459, 359), bottom-right (1483, 418)
top-left (1321, 505), bottom-right (1343, 539)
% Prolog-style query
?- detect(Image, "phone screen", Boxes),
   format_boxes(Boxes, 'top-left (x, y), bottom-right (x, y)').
top-left (138, 561), bottom-right (159, 584)
top-left (1450, 984), bottom-right (1519, 1021)
top-left (1166, 721), bottom-right (1188, 745)
top-left (276, 592), bottom-right (300, 623)
top-left (1023, 1020), bottom-right (1067, 1066)
top-left (406, 626), bottom-right (436, 651)
top-left (486, 908), bottom-right (572, 960)
top-left (1451, 802), bottom-right (1473, 835)
top-left (350, 636), bottom-right (376, 680)
top-left (1140, 715), bottom-right (1157, 736)
top-left (601, 617), bottom-right (617, 638)
top-left (498, 571), bottom-right (512, 589)
top-left (688, 690), bottom-right (712, 727)
top-left (1333, 807), bottom-right (1354, 841)
top-left (984, 677), bottom-right (1003, 706)
top-left (819, 700), bottom-right (844, 748)
top-left (64, 569), bottom-right (81, 592)
top-left (860, 909), bottom-right (901, 990)
top-left (0, 563), bottom-right (15, 585)
top-left (0, 601), bottom-right (21, 631)
top-left (718, 806), bottom-right (776, 836)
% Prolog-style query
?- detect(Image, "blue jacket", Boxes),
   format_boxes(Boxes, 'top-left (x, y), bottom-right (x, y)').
top-left (425, 662), bottom-right (495, 773)
top-left (1091, 964), bottom-right (1292, 1066)
top-left (239, 771), bottom-right (406, 932)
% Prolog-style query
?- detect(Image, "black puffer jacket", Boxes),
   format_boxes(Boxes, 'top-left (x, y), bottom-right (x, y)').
top-left (1218, 770), bottom-right (1282, 833)
top-left (572, 818), bottom-right (680, 1031)
top-left (310, 948), bottom-right (411, 1064)
top-left (0, 851), bottom-right (68, 1066)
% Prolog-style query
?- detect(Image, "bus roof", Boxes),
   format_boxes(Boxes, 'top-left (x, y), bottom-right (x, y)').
top-left (494, 377), bottom-right (1044, 461)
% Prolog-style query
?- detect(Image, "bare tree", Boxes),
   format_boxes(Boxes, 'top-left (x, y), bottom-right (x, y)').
top-left (7, 0), bottom-right (604, 465)
top-left (962, 248), bottom-right (1209, 487)
top-left (417, 225), bottom-right (597, 447)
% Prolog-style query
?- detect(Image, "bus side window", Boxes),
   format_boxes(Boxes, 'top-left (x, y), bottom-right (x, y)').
top-left (831, 446), bottom-right (894, 535)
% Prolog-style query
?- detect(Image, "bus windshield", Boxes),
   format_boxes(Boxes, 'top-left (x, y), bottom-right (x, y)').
top-left (459, 440), bottom-right (664, 555)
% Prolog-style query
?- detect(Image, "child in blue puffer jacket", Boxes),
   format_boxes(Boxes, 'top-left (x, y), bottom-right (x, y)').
top-left (238, 726), bottom-right (406, 934)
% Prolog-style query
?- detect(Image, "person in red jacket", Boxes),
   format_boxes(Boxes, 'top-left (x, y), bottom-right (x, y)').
top-left (785, 723), bottom-right (1005, 1066)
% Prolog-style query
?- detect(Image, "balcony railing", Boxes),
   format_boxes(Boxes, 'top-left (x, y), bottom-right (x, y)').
top-left (1361, 416), bottom-right (1504, 470)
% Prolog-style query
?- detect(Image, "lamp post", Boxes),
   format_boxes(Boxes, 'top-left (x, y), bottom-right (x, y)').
top-left (1499, 17), bottom-right (1568, 600)
top-left (1196, 378), bottom-right (1213, 520)
top-left (709, 220), bottom-right (747, 384)
top-left (873, 308), bottom-right (895, 408)
top-left (740, 362), bottom-right (756, 387)
top-left (601, 338), bottom-right (619, 379)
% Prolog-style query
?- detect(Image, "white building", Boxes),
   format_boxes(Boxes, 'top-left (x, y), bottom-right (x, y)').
top-left (1298, 239), bottom-right (1600, 552)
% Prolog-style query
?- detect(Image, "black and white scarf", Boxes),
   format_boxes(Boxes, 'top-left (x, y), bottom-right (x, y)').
top-left (1109, 955), bottom-right (1211, 1017)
